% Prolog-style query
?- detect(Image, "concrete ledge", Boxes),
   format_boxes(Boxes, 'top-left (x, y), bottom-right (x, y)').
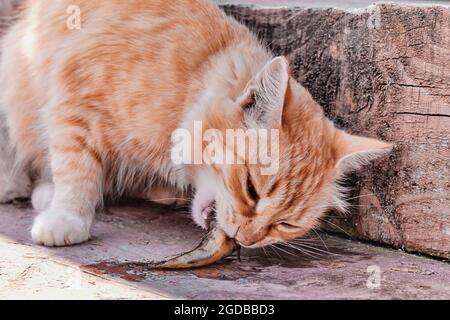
top-left (1, 203), bottom-right (449, 299)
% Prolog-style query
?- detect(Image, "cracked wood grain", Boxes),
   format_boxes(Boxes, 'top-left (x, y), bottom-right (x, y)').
top-left (394, 112), bottom-right (450, 118)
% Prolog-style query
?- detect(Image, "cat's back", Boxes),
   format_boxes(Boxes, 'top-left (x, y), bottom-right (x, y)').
top-left (0, 0), bottom-right (250, 167)
top-left (2, 0), bottom-right (248, 110)
top-left (3, 0), bottom-right (243, 74)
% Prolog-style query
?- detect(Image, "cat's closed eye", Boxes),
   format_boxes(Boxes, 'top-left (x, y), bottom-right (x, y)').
top-left (247, 175), bottom-right (259, 202)
top-left (276, 221), bottom-right (300, 231)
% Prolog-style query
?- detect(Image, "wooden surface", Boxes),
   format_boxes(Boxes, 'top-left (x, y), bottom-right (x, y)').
top-left (223, 3), bottom-right (450, 259)
top-left (1, 202), bottom-right (449, 299)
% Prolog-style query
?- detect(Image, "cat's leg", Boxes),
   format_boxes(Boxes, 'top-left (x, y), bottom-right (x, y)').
top-left (31, 126), bottom-right (103, 247)
top-left (0, 111), bottom-right (32, 203)
top-left (31, 182), bottom-right (54, 212)
top-left (30, 165), bottom-right (55, 211)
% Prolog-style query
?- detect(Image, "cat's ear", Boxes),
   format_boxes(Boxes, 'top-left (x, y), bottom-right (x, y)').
top-left (239, 56), bottom-right (290, 128)
top-left (336, 132), bottom-right (393, 172)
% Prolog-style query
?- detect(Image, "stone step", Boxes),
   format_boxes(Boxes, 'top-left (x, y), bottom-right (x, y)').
top-left (1, 203), bottom-right (449, 299)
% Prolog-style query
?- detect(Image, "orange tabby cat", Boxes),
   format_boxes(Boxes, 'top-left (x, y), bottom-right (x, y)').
top-left (0, 0), bottom-right (391, 247)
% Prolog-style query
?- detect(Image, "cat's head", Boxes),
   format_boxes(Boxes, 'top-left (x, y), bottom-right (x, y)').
top-left (192, 57), bottom-right (392, 248)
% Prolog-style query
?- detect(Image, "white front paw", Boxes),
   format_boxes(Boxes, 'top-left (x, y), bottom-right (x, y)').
top-left (31, 208), bottom-right (91, 247)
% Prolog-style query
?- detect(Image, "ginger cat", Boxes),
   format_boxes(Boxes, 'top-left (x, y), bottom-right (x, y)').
top-left (0, 0), bottom-right (391, 248)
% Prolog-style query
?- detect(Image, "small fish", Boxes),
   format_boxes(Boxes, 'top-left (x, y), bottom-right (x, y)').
top-left (148, 226), bottom-right (237, 269)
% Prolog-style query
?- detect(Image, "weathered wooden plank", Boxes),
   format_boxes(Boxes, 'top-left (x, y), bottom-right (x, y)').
top-left (223, 3), bottom-right (450, 258)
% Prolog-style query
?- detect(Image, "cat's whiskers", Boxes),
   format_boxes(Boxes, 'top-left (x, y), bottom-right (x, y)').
top-left (286, 240), bottom-right (338, 257)
top-left (342, 193), bottom-right (381, 202)
top-left (312, 229), bottom-right (329, 251)
top-left (261, 246), bottom-right (269, 258)
top-left (317, 217), bottom-right (354, 238)
top-left (277, 242), bottom-right (322, 259)
top-left (269, 245), bottom-right (284, 260)
top-left (272, 243), bottom-right (298, 257)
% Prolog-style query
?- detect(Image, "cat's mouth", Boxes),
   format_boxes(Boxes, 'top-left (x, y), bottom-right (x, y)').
top-left (201, 201), bottom-right (216, 230)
